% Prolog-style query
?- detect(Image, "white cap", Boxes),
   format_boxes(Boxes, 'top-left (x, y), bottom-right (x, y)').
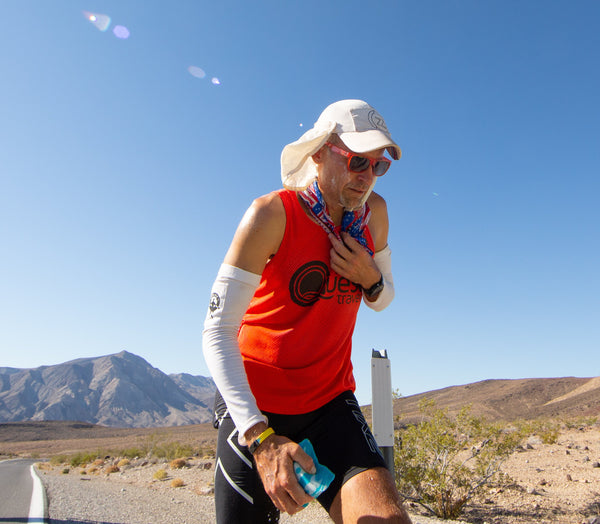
top-left (281, 99), bottom-right (401, 191)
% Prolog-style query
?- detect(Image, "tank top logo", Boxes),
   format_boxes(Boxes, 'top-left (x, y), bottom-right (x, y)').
top-left (289, 261), bottom-right (329, 306)
top-left (289, 261), bottom-right (361, 307)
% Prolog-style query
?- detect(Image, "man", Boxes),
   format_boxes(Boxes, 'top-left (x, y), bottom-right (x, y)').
top-left (203, 99), bottom-right (412, 523)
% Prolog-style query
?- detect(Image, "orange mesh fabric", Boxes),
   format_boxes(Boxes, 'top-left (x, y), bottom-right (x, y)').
top-left (238, 189), bottom-right (374, 414)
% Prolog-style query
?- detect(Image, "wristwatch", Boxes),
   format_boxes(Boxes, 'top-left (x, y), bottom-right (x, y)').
top-left (364, 275), bottom-right (384, 299)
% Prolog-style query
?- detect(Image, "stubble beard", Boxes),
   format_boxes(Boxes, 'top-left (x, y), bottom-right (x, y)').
top-left (341, 181), bottom-right (375, 211)
top-left (341, 195), bottom-right (362, 211)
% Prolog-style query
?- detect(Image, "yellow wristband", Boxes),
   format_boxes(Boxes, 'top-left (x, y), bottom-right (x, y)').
top-left (249, 427), bottom-right (275, 453)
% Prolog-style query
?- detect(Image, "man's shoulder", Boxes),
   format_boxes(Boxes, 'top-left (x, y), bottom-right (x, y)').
top-left (367, 191), bottom-right (388, 214)
top-left (225, 190), bottom-right (287, 270)
top-left (248, 190), bottom-right (287, 224)
top-left (253, 189), bottom-right (286, 210)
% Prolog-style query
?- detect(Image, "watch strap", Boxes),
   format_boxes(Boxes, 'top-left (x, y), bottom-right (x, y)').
top-left (364, 275), bottom-right (384, 299)
top-left (249, 427), bottom-right (275, 454)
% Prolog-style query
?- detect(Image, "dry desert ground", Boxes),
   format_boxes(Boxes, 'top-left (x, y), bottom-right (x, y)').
top-left (3, 422), bottom-right (600, 523)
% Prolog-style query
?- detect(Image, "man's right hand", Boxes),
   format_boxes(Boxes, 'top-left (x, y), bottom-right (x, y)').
top-left (252, 433), bottom-right (316, 514)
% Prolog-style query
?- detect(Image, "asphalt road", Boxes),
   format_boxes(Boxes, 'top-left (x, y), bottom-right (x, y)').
top-left (0, 458), bottom-right (45, 523)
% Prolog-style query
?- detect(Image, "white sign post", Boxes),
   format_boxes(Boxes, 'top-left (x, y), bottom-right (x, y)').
top-left (371, 348), bottom-right (395, 478)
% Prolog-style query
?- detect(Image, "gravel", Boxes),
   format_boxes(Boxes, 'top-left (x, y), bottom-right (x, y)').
top-left (44, 473), bottom-right (214, 524)
top-left (38, 462), bottom-right (465, 524)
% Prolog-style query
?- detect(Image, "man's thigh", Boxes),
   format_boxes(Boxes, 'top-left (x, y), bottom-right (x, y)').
top-left (269, 391), bottom-right (388, 512)
top-left (328, 466), bottom-right (412, 524)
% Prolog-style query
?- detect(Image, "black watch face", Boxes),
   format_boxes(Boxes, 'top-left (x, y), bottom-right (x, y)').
top-left (366, 281), bottom-right (383, 298)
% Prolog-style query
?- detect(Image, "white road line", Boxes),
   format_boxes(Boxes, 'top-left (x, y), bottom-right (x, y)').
top-left (28, 464), bottom-right (47, 523)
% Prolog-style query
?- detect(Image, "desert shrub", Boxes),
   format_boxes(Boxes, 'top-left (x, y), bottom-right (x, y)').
top-left (170, 458), bottom-right (187, 469)
top-left (563, 416), bottom-right (599, 429)
top-left (120, 447), bottom-right (144, 459)
top-left (395, 399), bottom-right (523, 519)
top-left (516, 418), bottom-right (560, 444)
top-left (140, 431), bottom-right (216, 460)
top-left (171, 478), bottom-right (185, 488)
top-left (36, 462), bottom-right (53, 471)
top-left (117, 458), bottom-right (130, 467)
top-left (70, 452), bottom-right (98, 467)
top-left (105, 465), bottom-right (120, 474)
top-left (154, 441), bottom-right (195, 460)
top-left (50, 455), bottom-right (68, 466)
top-left (61, 468), bottom-right (70, 474)
top-left (153, 469), bottom-right (168, 480)
top-left (539, 427), bottom-right (559, 444)
top-left (199, 446), bottom-right (216, 459)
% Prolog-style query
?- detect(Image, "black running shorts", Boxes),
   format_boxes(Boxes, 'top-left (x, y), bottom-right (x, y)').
top-left (213, 390), bottom-right (387, 523)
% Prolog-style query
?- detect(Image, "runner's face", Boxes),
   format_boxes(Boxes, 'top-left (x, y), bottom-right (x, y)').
top-left (317, 139), bottom-right (385, 213)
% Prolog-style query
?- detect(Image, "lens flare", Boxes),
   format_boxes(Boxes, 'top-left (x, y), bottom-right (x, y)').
top-left (188, 67), bottom-right (221, 87)
top-left (188, 66), bottom-right (206, 79)
top-left (83, 11), bottom-right (111, 32)
top-left (113, 25), bottom-right (130, 39)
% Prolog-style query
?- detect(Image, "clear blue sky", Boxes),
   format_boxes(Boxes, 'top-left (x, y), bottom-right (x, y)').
top-left (1, 1), bottom-right (598, 406)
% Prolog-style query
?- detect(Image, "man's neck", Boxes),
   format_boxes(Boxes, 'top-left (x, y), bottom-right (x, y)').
top-left (315, 182), bottom-right (344, 226)
top-left (328, 207), bottom-right (343, 226)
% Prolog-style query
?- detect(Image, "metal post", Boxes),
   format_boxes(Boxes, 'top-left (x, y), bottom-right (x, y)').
top-left (371, 348), bottom-right (395, 478)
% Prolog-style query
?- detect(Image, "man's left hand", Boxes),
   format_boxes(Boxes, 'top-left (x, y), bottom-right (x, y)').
top-left (329, 232), bottom-right (381, 289)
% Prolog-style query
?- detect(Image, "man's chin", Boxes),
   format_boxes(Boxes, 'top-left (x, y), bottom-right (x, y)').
top-left (342, 193), bottom-right (368, 211)
top-left (342, 200), bottom-right (363, 211)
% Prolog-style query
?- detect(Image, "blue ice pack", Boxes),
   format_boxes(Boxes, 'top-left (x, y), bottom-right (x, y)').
top-left (293, 438), bottom-right (335, 499)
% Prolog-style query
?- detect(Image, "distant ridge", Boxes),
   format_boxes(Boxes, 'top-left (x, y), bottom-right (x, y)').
top-left (2, 351), bottom-right (598, 430)
top-left (385, 376), bottom-right (600, 425)
top-left (0, 351), bottom-right (215, 428)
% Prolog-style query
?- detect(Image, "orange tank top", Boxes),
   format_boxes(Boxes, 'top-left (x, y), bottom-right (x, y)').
top-left (238, 189), bottom-right (374, 414)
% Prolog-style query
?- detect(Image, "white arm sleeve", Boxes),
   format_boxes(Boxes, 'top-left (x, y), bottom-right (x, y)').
top-left (202, 263), bottom-right (267, 443)
top-left (363, 244), bottom-right (395, 312)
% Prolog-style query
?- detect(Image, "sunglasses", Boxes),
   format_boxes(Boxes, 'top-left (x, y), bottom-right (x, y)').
top-left (325, 142), bottom-right (391, 177)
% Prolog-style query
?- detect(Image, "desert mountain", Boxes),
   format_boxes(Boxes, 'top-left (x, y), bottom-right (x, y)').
top-left (385, 376), bottom-right (600, 425)
top-left (2, 349), bottom-right (599, 430)
top-left (0, 351), bottom-right (215, 427)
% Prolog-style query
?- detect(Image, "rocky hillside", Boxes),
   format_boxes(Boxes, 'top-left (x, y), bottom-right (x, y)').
top-left (0, 351), bottom-right (215, 427)
top-left (3, 350), bottom-right (598, 430)
top-left (386, 376), bottom-right (600, 425)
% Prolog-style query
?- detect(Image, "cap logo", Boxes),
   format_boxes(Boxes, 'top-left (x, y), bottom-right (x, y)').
top-left (367, 110), bottom-right (389, 133)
